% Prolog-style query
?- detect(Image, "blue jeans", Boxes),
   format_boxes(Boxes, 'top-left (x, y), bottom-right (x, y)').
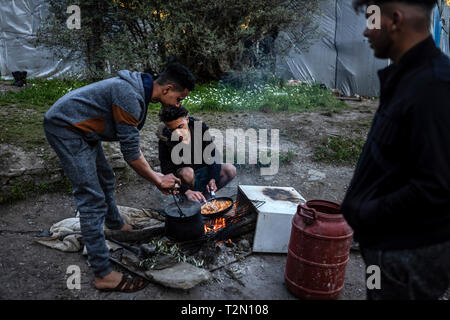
top-left (45, 130), bottom-right (124, 278)
top-left (193, 166), bottom-right (212, 192)
top-left (178, 165), bottom-right (221, 193)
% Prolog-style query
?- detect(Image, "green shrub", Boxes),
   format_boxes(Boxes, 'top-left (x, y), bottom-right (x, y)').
top-left (314, 136), bottom-right (366, 166)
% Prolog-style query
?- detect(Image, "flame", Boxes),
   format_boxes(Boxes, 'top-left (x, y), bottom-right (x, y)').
top-left (216, 238), bottom-right (233, 245)
top-left (204, 217), bottom-right (226, 233)
top-left (203, 198), bottom-right (252, 234)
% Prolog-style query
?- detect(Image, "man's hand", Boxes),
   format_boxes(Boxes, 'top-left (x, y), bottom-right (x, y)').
top-left (157, 173), bottom-right (181, 195)
top-left (206, 179), bottom-right (217, 193)
top-left (128, 154), bottom-right (180, 194)
top-left (185, 190), bottom-right (206, 203)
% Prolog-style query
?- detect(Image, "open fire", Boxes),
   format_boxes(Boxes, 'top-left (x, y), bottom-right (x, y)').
top-left (204, 217), bottom-right (226, 233)
top-left (202, 199), bottom-right (255, 241)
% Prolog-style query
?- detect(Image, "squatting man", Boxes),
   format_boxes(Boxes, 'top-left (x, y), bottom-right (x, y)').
top-left (157, 105), bottom-right (237, 203)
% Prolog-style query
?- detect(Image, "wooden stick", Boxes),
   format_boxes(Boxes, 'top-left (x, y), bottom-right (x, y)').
top-left (337, 96), bottom-right (362, 101)
top-left (104, 223), bottom-right (165, 242)
top-left (208, 252), bottom-right (253, 272)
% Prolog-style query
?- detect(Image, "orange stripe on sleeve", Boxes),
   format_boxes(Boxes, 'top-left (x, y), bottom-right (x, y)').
top-left (71, 116), bottom-right (105, 133)
top-left (112, 104), bottom-right (139, 126)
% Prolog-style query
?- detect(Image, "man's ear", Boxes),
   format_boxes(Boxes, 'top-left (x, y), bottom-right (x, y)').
top-left (391, 10), bottom-right (403, 31)
top-left (162, 84), bottom-right (172, 95)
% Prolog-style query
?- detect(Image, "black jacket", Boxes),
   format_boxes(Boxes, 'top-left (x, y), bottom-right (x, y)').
top-left (158, 117), bottom-right (221, 182)
top-left (341, 36), bottom-right (450, 250)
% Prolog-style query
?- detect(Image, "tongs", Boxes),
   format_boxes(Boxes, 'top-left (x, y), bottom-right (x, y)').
top-left (171, 184), bottom-right (186, 218)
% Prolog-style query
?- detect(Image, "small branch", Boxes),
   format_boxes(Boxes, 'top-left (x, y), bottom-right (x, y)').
top-left (208, 252), bottom-right (253, 273)
top-left (104, 223), bottom-right (165, 242)
top-left (337, 96), bottom-right (363, 101)
top-left (0, 229), bottom-right (41, 235)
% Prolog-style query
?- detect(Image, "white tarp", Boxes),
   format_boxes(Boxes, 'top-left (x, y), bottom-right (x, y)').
top-left (276, 0), bottom-right (450, 97)
top-left (0, 0), bottom-right (76, 79)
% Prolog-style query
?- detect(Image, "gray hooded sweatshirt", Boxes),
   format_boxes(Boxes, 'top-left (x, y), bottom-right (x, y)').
top-left (44, 70), bottom-right (152, 163)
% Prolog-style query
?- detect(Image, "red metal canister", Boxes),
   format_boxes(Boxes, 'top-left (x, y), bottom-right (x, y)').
top-left (285, 200), bottom-right (353, 300)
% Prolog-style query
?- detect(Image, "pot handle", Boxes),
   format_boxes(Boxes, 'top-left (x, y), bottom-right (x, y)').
top-left (299, 203), bottom-right (316, 225)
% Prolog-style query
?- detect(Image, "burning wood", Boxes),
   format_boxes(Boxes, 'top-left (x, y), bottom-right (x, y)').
top-left (202, 197), bottom-right (259, 243)
top-left (204, 217), bottom-right (226, 233)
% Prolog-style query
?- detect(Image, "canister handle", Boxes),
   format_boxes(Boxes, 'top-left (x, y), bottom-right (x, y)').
top-left (299, 203), bottom-right (316, 225)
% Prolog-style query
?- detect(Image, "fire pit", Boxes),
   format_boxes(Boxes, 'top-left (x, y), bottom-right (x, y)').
top-left (202, 192), bottom-right (265, 242)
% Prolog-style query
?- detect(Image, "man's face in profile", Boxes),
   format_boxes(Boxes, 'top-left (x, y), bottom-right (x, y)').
top-left (363, 3), bottom-right (393, 59)
top-left (159, 86), bottom-right (189, 108)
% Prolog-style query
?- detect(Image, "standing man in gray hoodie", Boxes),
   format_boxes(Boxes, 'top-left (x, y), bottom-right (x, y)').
top-left (44, 62), bottom-right (195, 292)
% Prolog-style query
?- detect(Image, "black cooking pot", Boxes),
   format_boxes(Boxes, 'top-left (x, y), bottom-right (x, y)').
top-left (163, 200), bottom-right (205, 242)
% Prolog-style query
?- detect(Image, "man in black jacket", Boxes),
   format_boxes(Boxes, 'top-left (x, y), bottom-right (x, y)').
top-left (341, 0), bottom-right (450, 299)
top-left (158, 106), bottom-right (236, 203)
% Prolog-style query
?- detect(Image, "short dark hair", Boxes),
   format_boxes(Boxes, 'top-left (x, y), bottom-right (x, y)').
top-left (353, 0), bottom-right (437, 12)
top-left (159, 105), bottom-right (189, 123)
top-left (155, 62), bottom-right (196, 92)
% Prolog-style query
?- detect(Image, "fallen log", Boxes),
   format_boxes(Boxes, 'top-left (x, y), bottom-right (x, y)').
top-left (104, 223), bottom-right (165, 242)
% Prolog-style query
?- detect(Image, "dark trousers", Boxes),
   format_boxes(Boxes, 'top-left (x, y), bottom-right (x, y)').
top-left (361, 240), bottom-right (450, 300)
top-left (45, 130), bottom-right (125, 277)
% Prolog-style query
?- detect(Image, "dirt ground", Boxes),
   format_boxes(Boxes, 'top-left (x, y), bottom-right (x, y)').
top-left (1, 99), bottom-right (449, 300)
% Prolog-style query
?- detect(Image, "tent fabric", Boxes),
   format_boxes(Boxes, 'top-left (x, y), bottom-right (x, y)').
top-left (276, 0), bottom-right (389, 97)
top-left (276, 0), bottom-right (450, 97)
top-left (0, 0), bottom-right (76, 79)
top-left (434, 6), bottom-right (442, 48)
top-left (432, 1), bottom-right (450, 55)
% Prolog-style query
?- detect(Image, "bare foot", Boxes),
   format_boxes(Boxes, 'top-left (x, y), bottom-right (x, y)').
top-left (120, 224), bottom-right (133, 231)
top-left (94, 271), bottom-right (147, 291)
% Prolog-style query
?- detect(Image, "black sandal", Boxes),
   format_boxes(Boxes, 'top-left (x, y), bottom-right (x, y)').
top-left (99, 274), bottom-right (148, 293)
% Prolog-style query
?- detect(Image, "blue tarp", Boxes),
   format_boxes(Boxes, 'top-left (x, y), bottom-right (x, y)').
top-left (434, 6), bottom-right (442, 48)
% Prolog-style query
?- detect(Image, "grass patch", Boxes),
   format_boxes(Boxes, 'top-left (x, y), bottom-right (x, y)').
top-left (0, 176), bottom-right (73, 205)
top-left (0, 79), bottom-right (91, 108)
top-left (313, 135), bottom-right (366, 166)
top-left (279, 151), bottom-right (295, 165)
top-left (0, 79), bottom-right (91, 150)
top-left (150, 81), bottom-right (347, 113)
